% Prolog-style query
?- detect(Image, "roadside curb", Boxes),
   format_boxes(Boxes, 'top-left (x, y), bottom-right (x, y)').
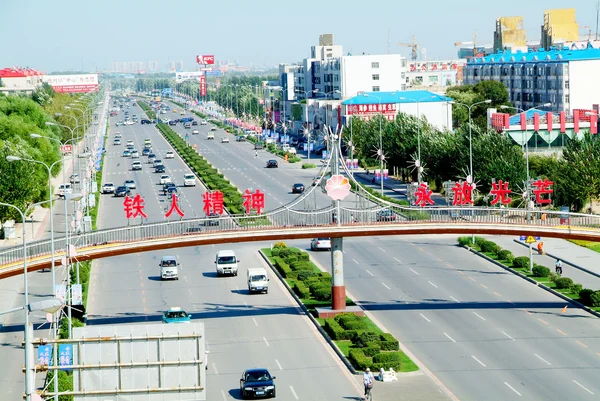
top-left (257, 249), bottom-right (358, 375)
top-left (463, 246), bottom-right (600, 319)
top-left (511, 238), bottom-right (600, 280)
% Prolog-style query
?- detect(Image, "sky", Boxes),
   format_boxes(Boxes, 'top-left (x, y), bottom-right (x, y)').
top-left (2, 0), bottom-right (597, 72)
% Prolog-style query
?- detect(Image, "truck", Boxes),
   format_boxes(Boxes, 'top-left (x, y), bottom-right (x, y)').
top-left (215, 250), bottom-right (239, 276)
top-left (159, 256), bottom-right (179, 280)
top-left (247, 268), bottom-right (269, 294)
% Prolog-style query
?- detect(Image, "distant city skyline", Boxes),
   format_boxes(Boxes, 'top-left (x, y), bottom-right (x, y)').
top-left (2, 0), bottom-right (598, 72)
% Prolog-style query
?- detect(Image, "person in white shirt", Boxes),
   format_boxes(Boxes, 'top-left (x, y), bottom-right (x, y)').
top-left (363, 367), bottom-right (374, 399)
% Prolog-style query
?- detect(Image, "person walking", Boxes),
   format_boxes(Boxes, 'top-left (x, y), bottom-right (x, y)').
top-left (363, 367), bottom-right (374, 400)
top-left (537, 241), bottom-right (545, 255)
top-left (254, 150), bottom-right (258, 159)
top-left (555, 259), bottom-right (563, 276)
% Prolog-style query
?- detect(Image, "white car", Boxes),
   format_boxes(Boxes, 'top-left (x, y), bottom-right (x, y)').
top-left (102, 182), bottom-right (115, 194)
top-left (131, 150), bottom-right (140, 158)
top-left (165, 151), bottom-right (175, 159)
top-left (124, 179), bottom-right (136, 189)
top-left (57, 184), bottom-right (73, 197)
top-left (131, 161), bottom-right (142, 171)
top-left (192, 130), bottom-right (199, 135)
top-left (310, 238), bottom-right (331, 251)
top-left (221, 137), bottom-right (230, 143)
top-left (126, 140), bottom-right (134, 147)
top-left (183, 173), bottom-right (196, 187)
top-left (200, 120), bottom-right (207, 125)
top-left (160, 175), bottom-right (172, 185)
top-left (287, 147), bottom-right (297, 155)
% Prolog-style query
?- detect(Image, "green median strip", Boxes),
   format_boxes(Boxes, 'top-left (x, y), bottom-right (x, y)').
top-left (262, 243), bottom-right (418, 373)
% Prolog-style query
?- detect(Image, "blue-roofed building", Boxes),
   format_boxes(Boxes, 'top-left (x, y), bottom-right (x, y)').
top-left (464, 46), bottom-right (600, 114)
top-left (341, 90), bottom-right (453, 130)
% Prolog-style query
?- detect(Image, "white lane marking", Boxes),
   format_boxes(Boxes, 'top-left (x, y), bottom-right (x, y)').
top-left (473, 312), bottom-right (486, 321)
top-left (188, 288), bottom-right (192, 297)
top-left (365, 269), bottom-right (374, 276)
top-left (443, 332), bottom-right (456, 343)
top-left (419, 313), bottom-right (431, 323)
top-left (244, 301), bottom-right (248, 307)
top-left (573, 380), bottom-right (594, 395)
top-left (378, 247), bottom-right (386, 253)
top-left (471, 355), bottom-right (487, 367)
top-left (534, 353), bottom-right (551, 365)
top-left (393, 257), bottom-right (402, 263)
top-left (252, 317), bottom-right (258, 327)
top-left (428, 280), bottom-right (438, 288)
top-left (410, 268), bottom-right (419, 275)
top-left (275, 359), bottom-right (283, 370)
top-left (184, 276), bottom-right (188, 282)
top-left (221, 389), bottom-right (226, 401)
top-left (263, 337), bottom-right (270, 347)
top-left (353, 258), bottom-right (359, 264)
top-left (213, 363), bottom-right (219, 374)
top-left (504, 382), bottom-right (522, 396)
top-left (382, 282), bottom-right (391, 290)
top-left (449, 295), bottom-right (459, 303)
top-left (289, 386), bottom-right (299, 400)
top-left (501, 331), bottom-right (515, 341)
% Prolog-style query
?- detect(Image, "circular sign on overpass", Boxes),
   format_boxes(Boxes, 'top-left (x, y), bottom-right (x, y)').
top-left (326, 175), bottom-right (351, 201)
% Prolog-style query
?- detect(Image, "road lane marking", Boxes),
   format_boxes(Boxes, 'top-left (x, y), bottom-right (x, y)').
top-left (275, 359), bottom-right (283, 370)
top-left (419, 313), bottom-right (431, 323)
top-left (443, 332), bottom-right (456, 343)
top-left (457, 270), bottom-right (464, 275)
top-left (184, 276), bottom-right (188, 282)
top-left (468, 277), bottom-right (476, 282)
top-left (471, 355), bottom-right (486, 367)
top-left (213, 363), bottom-right (219, 374)
top-left (378, 247), bottom-right (386, 253)
top-left (263, 337), bottom-right (270, 347)
top-left (252, 317), bottom-right (258, 327)
top-left (449, 296), bottom-right (460, 303)
top-left (365, 269), bottom-right (374, 276)
top-left (428, 281), bottom-right (438, 288)
top-left (289, 386), bottom-right (299, 400)
top-left (534, 353), bottom-right (551, 365)
top-left (353, 259), bottom-right (359, 264)
top-left (576, 340), bottom-right (588, 348)
top-left (504, 382), bottom-right (522, 396)
top-left (221, 389), bottom-right (226, 401)
top-left (188, 289), bottom-right (192, 297)
top-left (480, 284), bottom-right (488, 289)
top-left (382, 282), bottom-right (391, 290)
top-left (573, 380), bottom-right (594, 395)
top-left (393, 257), bottom-right (402, 263)
top-left (492, 291), bottom-right (501, 297)
top-left (446, 263), bottom-right (454, 268)
top-left (410, 268), bottom-right (419, 275)
top-left (501, 331), bottom-right (515, 341)
top-left (473, 312), bottom-right (486, 321)
top-left (244, 301), bottom-right (249, 308)
top-left (538, 318), bottom-right (549, 325)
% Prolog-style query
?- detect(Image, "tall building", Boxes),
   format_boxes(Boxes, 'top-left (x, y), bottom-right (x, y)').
top-left (168, 61), bottom-right (184, 72)
top-left (494, 16), bottom-right (527, 52)
top-left (541, 8), bottom-right (579, 50)
top-left (112, 61), bottom-right (160, 73)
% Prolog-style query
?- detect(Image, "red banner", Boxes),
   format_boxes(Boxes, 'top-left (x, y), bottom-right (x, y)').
top-left (199, 74), bottom-right (206, 97)
top-left (196, 55), bottom-right (215, 65)
top-left (53, 84), bottom-right (99, 93)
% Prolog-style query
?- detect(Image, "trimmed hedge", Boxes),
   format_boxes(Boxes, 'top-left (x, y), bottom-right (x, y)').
top-left (512, 256), bottom-right (530, 269)
top-left (293, 280), bottom-right (311, 299)
top-left (497, 250), bottom-right (514, 263)
top-left (532, 265), bottom-right (550, 278)
top-left (555, 277), bottom-right (574, 289)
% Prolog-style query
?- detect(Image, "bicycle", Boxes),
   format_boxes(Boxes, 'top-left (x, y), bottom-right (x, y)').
top-left (364, 386), bottom-right (373, 401)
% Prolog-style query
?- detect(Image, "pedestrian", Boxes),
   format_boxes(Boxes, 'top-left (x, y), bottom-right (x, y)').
top-left (363, 367), bottom-right (374, 400)
top-left (537, 241), bottom-right (544, 255)
top-left (254, 150), bottom-right (258, 159)
top-left (555, 259), bottom-right (563, 276)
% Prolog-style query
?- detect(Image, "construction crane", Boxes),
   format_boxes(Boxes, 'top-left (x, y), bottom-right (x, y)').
top-left (454, 32), bottom-right (478, 58)
top-left (397, 35), bottom-right (419, 61)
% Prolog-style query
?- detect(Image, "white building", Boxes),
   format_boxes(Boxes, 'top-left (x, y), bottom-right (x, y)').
top-left (0, 68), bottom-right (44, 94)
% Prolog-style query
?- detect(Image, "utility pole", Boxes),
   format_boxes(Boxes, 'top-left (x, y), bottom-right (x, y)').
top-left (596, 0), bottom-right (600, 40)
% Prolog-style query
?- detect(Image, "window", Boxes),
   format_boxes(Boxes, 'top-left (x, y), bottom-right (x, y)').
top-left (565, 80), bottom-right (569, 89)
top-left (565, 94), bottom-right (570, 103)
top-left (371, 62), bottom-right (379, 68)
top-left (372, 74), bottom-right (380, 81)
top-left (326, 53), bottom-right (332, 58)
top-left (428, 76), bottom-right (439, 83)
top-left (372, 86), bottom-right (380, 92)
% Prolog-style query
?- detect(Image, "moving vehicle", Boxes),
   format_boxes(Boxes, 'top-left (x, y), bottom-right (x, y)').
top-left (122, 150), bottom-right (131, 157)
top-left (183, 173), bottom-right (196, 187)
top-left (165, 151), bottom-right (175, 159)
top-left (130, 150), bottom-right (140, 158)
top-left (184, 123), bottom-right (191, 129)
top-left (240, 368), bottom-right (276, 399)
top-left (58, 183), bottom-right (73, 197)
top-left (207, 132), bottom-right (215, 140)
top-left (114, 186), bottom-right (130, 197)
top-left (200, 120), bottom-right (207, 125)
top-left (162, 307), bottom-right (191, 323)
top-left (159, 256), bottom-right (179, 280)
top-left (69, 174), bottom-right (80, 184)
top-left (155, 164), bottom-right (166, 174)
top-left (144, 139), bottom-right (152, 147)
top-left (163, 182), bottom-right (176, 194)
top-left (166, 186), bottom-right (178, 198)
top-left (292, 183), bottom-right (305, 193)
top-left (124, 179), bottom-right (136, 189)
top-left (254, 142), bottom-right (263, 149)
top-left (192, 129), bottom-right (199, 135)
top-left (102, 183), bottom-right (115, 194)
top-left (113, 139), bottom-right (121, 145)
top-left (153, 159), bottom-right (163, 168)
top-left (215, 250), bottom-right (239, 276)
top-left (310, 238), bottom-right (331, 251)
top-left (236, 136), bottom-right (247, 142)
top-left (114, 133), bottom-right (122, 139)
top-left (266, 160), bottom-right (278, 168)
top-left (131, 161), bottom-right (142, 171)
top-left (148, 153), bottom-right (156, 163)
top-left (247, 268), bottom-right (269, 294)
top-left (126, 140), bottom-right (134, 147)
top-left (376, 209), bottom-right (397, 222)
top-left (142, 148), bottom-right (151, 156)
top-left (159, 175), bottom-right (172, 185)
top-left (192, 120), bottom-right (198, 126)
top-left (204, 212), bottom-right (220, 226)
top-left (221, 137), bottom-right (230, 143)
top-left (287, 147), bottom-right (297, 155)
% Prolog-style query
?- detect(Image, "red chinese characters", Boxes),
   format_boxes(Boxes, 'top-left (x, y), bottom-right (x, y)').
top-left (123, 194), bottom-right (147, 219)
top-left (490, 180), bottom-right (512, 205)
top-left (414, 183), bottom-right (435, 207)
top-left (451, 182), bottom-right (474, 205)
top-left (243, 189), bottom-right (265, 214)
top-left (532, 179), bottom-right (554, 205)
top-left (203, 191), bottom-right (225, 215)
top-left (165, 194), bottom-right (185, 218)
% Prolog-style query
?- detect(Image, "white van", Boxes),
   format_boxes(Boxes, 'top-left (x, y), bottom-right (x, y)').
top-left (215, 250), bottom-right (239, 276)
top-left (160, 256), bottom-right (179, 280)
top-left (247, 268), bottom-right (269, 294)
top-left (183, 173), bottom-right (196, 187)
top-left (207, 132), bottom-right (215, 140)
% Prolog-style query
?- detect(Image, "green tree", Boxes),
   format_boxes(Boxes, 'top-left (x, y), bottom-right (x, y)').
top-left (447, 81), bottom-right (511, 130)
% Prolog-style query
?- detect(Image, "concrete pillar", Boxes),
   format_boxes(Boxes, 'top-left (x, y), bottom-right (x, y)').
top-left (331, 237), bottom-right (345, 311)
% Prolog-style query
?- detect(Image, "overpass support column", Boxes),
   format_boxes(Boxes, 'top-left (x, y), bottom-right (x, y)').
top-left (331, 237), bottom-right (345, 311)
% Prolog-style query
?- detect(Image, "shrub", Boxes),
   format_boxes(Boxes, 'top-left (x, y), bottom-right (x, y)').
top-left (351, 331), bottom-right (381, 347)
top-left (512, 256), bottom-right (530, 269)
top-left (274, 258), bottom-right (292, 278)
top-left (532, 265), bottom-right (550, 278)
top-left (457, 236), bottom-right (473, 247)
top-left (480, 240), bottom-right (500, 254)
top-left (293, 281), bottom-right (311, 299)
top-left (373, 351), bottom-right (402, 364)
top-left (297, 270), bottom-right (317, 282)
top-left (271, 248), bottom-right (280, 257)
top-left (348, 349), bottom-right (370, 371)
top-left (474, 236), bottom-right (487, 248)
top-left (302, 163), bottom-right (316, 169)
top-left (554, 277), bottom-right (574, 290)
top-left (324, 319), bottom-right (355, 340)
top-left (363, 344), bottom-right (382, 357)
top-left (377, 333), bottom-right (400, 351)
top-left (497, 250), bottom-right (514, 263)
top-left (279, 248), bottom-right (295, 259)
top-left (273, 241), bottom-right (287, 249)
top-left (572, 283), bottom-right (583, 295)
top-left (335, 313), bottom-right (368, 331)
top-left (313, 286), bottom-right (331, 301)
top-left (308, 280), bottom-right (328, 294)
top-left (297, 252), bottom-right (310, 261)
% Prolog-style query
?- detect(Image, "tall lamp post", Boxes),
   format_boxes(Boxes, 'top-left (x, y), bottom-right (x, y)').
top-left (362, 93), bottom-right (385, 195)
top-left (296, 89), bottom-right (318, 164)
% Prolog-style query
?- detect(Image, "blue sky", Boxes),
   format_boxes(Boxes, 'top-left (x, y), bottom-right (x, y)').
top-left (1, 0), bottom-right (596, 72)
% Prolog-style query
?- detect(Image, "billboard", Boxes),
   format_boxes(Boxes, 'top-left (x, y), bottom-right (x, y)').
top-left (41, 74), bottom-right (99, 93)
top-left (200, 74), bottom-right (206, 97)
top-left (175, 71), bottom-right (204, 83)
top-left (196, 55), bottom-right (215, 65)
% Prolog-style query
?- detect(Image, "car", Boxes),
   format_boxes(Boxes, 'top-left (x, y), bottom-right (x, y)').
top-left (165, 151), bottom-right (175, 159)
top-left (124, 179), bottom-right (136, 189)
top-left (57, 183), bottom-right (73, 197)
top-left (183, 173), bottom-right (196, 187)
top-left (102, 182), bottom-right (115, 194)
top-left (126, 140), bottom-right (134, 147)
top-left (113, 139), bottom-right (121, 145)
top-left (163, 182), bottom-right (176, 194)
top-left (266, 160), bottom-right (278, 168)
top-left (376, 209), bottom-right (397, 222)
top-left (184, 123), bottom-right (191, 129)
top-left (210, 127), bottom-right (216, 131)
top-left (180, 111), bottom-right (185, 115)
top-left (114, 133), bottom-right (122, 139)
top-left (144, 139), bottom-right (152, 147)
top-left (312, 177), bottom-right (321, 186)
top-left (168, 120), bottom-right (177, 126)
top-left (192, 129), bottom-right (199, 135)
top-left (254, 142), bottom-right (263, 149)
top-left (142, 148), bottom-right (151, 156)
top-left (148, 153), bottom-right (156, 163)
top-left (192, 120), bottom-right (198, 126)
top-left (162, 307), bottom-right (191, 324)
top-left (114, 185), bottom-right (130, 197)
top-left (200, 120), bottom-right (207, 125)
top-left (287, 147), bottom-right (297, 155)
top-left (131, 161), bottom-right (142, 171)
top-left (155, 164), bottom-right (166, 174)
top-left (162, 110), bottom-right (168, 115)
top-left (207, 132), bottom-right (215, 140)
top-left (221, 137), bottom-right (230, 143)
top-left (115, 121), bottom-right (124, 126)
top-left (69, 174), bottom-right (80, 184)
top-left (310, 238), bottom-right (331, 251)
top-left (203, 212), bottom-right (220, 227)
top-left (240, 368), bottom-right (276, 399)
top-left (140, 119), bottom-right (151, 125)
top-left (236, 136), bottom-right (247, 142)
top-left (160, 175), bottom-right (172, 185)
top-left (130, 150), bottom-right (140, 158)
top-left (292, 183), bottom-right (305, 193)
top-left (166, 186), bottom-right (178, 198)
top-left (122, 150), bottom-right (131, 157)
top-left (153, 159), bottom-right (163, 168)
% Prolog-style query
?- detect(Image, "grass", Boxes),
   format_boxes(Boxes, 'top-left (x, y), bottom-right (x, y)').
top-left (569, 239), bottom-right (600, 253)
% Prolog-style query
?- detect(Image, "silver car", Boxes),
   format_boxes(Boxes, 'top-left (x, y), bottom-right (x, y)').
top-left (310, 238), bottom-right (331, 251)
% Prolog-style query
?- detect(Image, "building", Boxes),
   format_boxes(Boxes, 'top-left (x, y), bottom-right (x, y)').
top-left (541, 8), bottom-right (579, 50)
top-left (0, 68), bottom-right (44, 94)
top-left (168, 61), bottom-right (184, 73)
top-left (463, 46), bottom-right (600, 113)
top-left (457, 43), bottom-right (494, 59)
top-left (494, 16), bottom-right (527, 52)
top-left (405, 59), bottom-right (467, 90)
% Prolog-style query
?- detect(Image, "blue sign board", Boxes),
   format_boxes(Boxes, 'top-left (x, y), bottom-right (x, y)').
top-left (37, 344), bottom-right (53, 366)
top-left (58, 344), bottom-right (73, 371)
top-left (520, 235), bottom-right (541, 241)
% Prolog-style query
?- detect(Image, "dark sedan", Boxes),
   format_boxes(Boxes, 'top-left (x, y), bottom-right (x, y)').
top-left (204, 212), bottom-right (220, 226)
top-left (163, 182), bottom-right (176, 195)
top-left (266, 160), bottom-right (278, 168)
top-left (240, 368), bottom-right (276, 399)
top-left (155, 164), bottom-right (166, 174)
top-left (376, 209), bottom-right (397, 222)
top-left (292, 183), bottom-right (305, 193)
top-left (114, 186), bottom-right (131, 197)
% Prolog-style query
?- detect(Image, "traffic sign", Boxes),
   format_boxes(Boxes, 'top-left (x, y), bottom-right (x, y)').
top-left (525, 236), bottom-right (537, 244)
top-left (519, 235), bottom-right (526, 241)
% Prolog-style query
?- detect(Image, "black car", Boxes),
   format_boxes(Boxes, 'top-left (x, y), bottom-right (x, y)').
top-left (254, 142), bottom-right (263, 150)
top-left (192, 120), bottom-right (198, 126)
top-left (236, 136), bottom-right (247, 142)
top-left (155, 164), bottom-right (166, 174)
top-left (240, 368), bottom-right (276, 399)
top-left (140, 119), bottom-right (151, 125)
top-left (292, 183), bottom-right (305, 193)
top-left (266, 160), bottom-right (278, 168)
top-left (166, 186), bottom-right (178, 198)
top-left (142, 148), bottom-right (151, 156)
top-left (114, 186), bottom-right (131, 197)
top-left (376, 209), bottom-right (397, 222)
top-left (204, 212), bottom-right (220, 226)
top-left (169, 121), bottom-right (177, 126)
top-left (163, 182), bottom-right (176, 195)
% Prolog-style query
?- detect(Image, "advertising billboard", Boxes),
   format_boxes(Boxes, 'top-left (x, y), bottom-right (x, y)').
top-left (41, 74), bottom-right (99, 93)
top-left (199, 74), bottom-right (206, 97)
top-left (175, 71), bottom-right (204, 83)
top-left (196, 55), bottom-right (215, 65)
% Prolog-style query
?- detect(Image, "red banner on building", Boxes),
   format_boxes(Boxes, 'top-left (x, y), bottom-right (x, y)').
top-left (199, 74), bottom-right (206, 97)
top-left (196, 55), bottom-right (215, 65)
